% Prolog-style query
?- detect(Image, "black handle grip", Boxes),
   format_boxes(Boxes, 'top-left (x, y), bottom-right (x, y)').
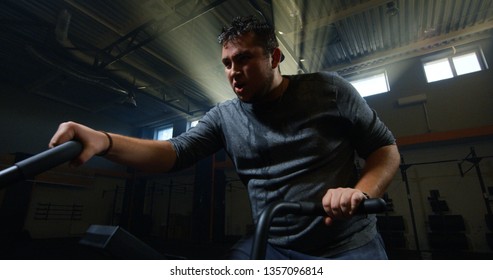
top-left (0, 141), bottom-right (83, 189)
top-left (354, 197), bottom-right (388, 214)
top-left (251, 198), bottom-right (388, 260)
top-left (297, 198), bottom-right (388, 216)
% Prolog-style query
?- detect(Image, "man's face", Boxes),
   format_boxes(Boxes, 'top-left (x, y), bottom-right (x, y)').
top-left (221, 32), bottom-right (275, 103)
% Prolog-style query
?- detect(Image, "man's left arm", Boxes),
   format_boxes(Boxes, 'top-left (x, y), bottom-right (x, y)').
top-left (322, 144), bottom-right (400, 225)
top-left (354, 144), bottom-right (400, 198)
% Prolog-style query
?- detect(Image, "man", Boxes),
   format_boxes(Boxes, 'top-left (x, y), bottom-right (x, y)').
top-left (49, 16), bottom-right (400, 259)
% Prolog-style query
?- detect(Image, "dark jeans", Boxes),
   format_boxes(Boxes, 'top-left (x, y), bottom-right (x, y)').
top-left (227, 233), bottom-right (388, 260)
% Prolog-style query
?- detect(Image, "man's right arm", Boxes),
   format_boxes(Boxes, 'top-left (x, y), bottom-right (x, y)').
top-left (49, 121), bottom-right (176, 173)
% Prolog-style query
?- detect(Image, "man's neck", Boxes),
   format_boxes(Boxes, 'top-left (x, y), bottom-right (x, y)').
top-left (247, 75), bottom-right (289, 111)
top-left (268, 75), bottom-right (288, 102)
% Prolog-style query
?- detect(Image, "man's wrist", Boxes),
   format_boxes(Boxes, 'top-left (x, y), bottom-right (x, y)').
top-left (97, 131), bottom-right (113, 156)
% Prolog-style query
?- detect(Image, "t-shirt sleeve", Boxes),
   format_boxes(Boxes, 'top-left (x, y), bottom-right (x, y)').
top-left (168, 107), bottom-right (224, 171)
top-left (331, 73), bottom-right (396, 159)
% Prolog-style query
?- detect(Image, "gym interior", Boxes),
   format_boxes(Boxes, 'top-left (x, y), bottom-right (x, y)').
top-left (1, 0), bottom-right (493, 260)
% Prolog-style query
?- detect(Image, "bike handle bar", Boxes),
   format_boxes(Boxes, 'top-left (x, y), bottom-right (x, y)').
top-left (0, 141), bottom-right (83, 189)
top-left (251, 198), bottom-right (388, 260)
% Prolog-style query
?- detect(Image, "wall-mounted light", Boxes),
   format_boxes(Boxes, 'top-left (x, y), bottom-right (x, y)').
top-left (397, 94), bottom-right (427, 106)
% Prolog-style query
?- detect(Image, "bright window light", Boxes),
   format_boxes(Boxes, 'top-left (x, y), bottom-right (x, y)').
top-left (350, 72), bottom-right (389, 97)
top-left (187, 119), bottom-right (200, 131)
top-left (453, 52), bottom-right (482, 75)
top-left (423, 58), bottom-right (453, 83)
top-left (190, 120), bottom-right (199, 128)
top-left (423, 48), bottom-right (486, 83)
top-left (154, 125), bottom-right (173, 140)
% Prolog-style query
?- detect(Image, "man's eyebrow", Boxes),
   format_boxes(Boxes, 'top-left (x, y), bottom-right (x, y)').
top-left (233, 51), bottom-right (251, 58)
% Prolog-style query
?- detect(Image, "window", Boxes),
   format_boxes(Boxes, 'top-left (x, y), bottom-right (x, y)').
top-left (154, 125), bottom-right (173, 140)
top-left (423, 58), bottom-right (454, 82)
top-left (423, 47), bottom-right (487, 83)
top-left (452, 52), bottom-right (482, 75)
top-left (347, 70), bottom-right (390, 97)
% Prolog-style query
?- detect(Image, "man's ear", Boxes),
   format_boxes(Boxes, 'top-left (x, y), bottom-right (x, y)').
top-left (271, 47), bottom-right (282, 69)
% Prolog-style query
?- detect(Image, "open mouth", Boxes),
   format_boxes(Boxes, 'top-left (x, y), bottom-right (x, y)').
top-left (233, 82), bottom-right (245, 93)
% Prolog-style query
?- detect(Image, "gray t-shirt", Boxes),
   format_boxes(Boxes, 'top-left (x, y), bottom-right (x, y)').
top-left (169, 71), bottom-right (395, 256)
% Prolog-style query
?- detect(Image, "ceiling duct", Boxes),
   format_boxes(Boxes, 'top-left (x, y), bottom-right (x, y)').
top-left (26, 45), bottom-right (129, 97)
top-left (55, 9), bottom-right (202, 115)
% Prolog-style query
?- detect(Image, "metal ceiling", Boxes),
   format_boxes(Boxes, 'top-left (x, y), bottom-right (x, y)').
top-left (1, 0), bottom-right (492, 127)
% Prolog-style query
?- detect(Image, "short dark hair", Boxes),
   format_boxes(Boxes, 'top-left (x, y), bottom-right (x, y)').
top-left (218, 16), bottom-right (280, 58)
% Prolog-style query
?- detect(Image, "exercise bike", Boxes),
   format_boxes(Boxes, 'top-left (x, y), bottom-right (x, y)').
top-left (0, 141), bottom-right (387, 259)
